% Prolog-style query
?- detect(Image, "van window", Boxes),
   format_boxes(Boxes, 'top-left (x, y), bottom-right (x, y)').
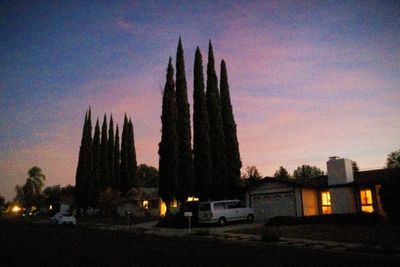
top-left (199, 203), bottom-right (210, 211)
top-left (214, 203), bottom-right (225, 210)
top-left (226, 202), bottom-right (236, 209)
top-left (236, 201), bottom-right (245, 208)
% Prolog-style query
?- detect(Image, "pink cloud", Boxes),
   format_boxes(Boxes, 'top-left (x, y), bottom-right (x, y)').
top-left (115, 19), bottom-right (137, 33)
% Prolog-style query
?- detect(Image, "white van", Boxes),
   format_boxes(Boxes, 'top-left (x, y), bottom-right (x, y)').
top-left (197, 200), bottom-right (255, 226)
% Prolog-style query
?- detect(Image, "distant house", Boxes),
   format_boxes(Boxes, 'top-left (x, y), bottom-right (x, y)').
top-left (246, 157), bottom-right (400, 221)
top-left (117, 187), bottom-right (179, 217)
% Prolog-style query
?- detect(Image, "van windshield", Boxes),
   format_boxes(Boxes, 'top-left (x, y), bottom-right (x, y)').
top-left (198, 203), bottom-right (210, 211)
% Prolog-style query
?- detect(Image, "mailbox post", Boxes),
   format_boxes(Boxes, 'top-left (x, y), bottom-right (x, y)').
top-left (184, 212), bottom-right (193, 233)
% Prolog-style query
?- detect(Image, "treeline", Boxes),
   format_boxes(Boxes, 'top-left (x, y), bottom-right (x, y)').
top-left (75, 110), bottom-right (137, 210)
top-left (159, 38), bottom-right (241, 208)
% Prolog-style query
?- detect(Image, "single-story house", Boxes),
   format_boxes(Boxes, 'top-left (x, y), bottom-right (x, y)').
top-left (246, 157), bottom-right (400, 221)
top-left (117, 187), bottom-right (179, 217)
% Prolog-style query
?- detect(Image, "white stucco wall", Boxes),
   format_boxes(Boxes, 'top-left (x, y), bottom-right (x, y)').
top-left (330, 187), bottom-right (356, 214)
top-left (294, 187), bottom-right (303, 217)
top-left (327, 158), bottom-right (354, 185)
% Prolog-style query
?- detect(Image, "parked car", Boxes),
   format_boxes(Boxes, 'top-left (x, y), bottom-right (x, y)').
top-left (50, 212), bottom-right (77, 226)
top-left (197, 200), bottom-right (255, 226)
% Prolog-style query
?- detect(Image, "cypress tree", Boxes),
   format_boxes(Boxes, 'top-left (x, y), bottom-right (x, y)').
top-left (114, 125), bottom-right (121, 190)
top-left (75, 108), bottom-right (93, 212)
top-left (206, 41), bottom-right (228, 200)
top-left (108, 115), bottom-right (115, 189)
top-left (100, 114), bottom-right (109, 189)
top-left (120, 115), bottom-right (129, 194)
top-left (220, 60), bottom-right (242, 198)
top-left (193, 47), bottom-right (212, 201)
top-left (92, 118), bottom-right (101, 206)
top-left (158, 57), bottom-right (178, 212)
top-left (127, 118), bottom-right (137, 188)
top-left (175, 38), bottom-right (194, 203)
top-left (75, 111), bottom-right (87, 210)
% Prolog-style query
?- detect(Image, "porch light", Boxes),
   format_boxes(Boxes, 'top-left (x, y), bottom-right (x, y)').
top-left (11, 205), bottom-right (21, 213)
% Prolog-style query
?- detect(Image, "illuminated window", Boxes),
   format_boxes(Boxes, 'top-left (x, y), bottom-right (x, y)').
top-left (321, 191), bottom-right (332, 214)
top-left (360, 189), bottom-right (374, 213)
top-left (171, 199), bottom-right (178, 208)
top-left (187, 196), bottom-right (199, 202)
top-left (142, 200), bottom-right (149, 210)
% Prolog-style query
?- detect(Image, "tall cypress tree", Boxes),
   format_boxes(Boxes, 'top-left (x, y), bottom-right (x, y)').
top-left (127, 118), bottom-right (137, 188)
top-left (175, 38), bottom-right (194, 203)
top-left (120, 115), bottom-right (129, 194)
top-left (220, 60), bottom-right (242, 198)
top-left (159, 57), bottom-right (178, 211)
top-left (100, 114), bottom-right (109, 189)
top-left (193, 47), bottom-right (212, 201)
top-left (75, 108), bottom-right (93, 211)
top-left (206, 41), bottom-right (228, 200)
top-left (114, 125), bottom-right (121, 190)
top-left (92, 118), bottom-right (101, 206)
top-left (84, 108), bottom-right (93, 209)
top-left (108, 115), bottom-right (115, 189)
top-left (75, 111), bottom-right (87, 210)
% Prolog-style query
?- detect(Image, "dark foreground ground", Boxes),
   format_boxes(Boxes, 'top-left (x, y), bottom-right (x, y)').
top-left (0, 218), bottom-right (398, 267)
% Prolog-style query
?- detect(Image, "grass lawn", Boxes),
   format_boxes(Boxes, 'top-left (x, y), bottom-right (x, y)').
top-left (1, 218), bottom-right (398, 266)
top-left (232, 223), bottom-right (400, 245)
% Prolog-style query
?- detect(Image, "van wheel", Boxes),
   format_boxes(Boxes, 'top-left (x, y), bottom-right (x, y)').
top-left (247, 214), bottom-right (254, 223)
top-left (218, 217), bottom-right (226, 227)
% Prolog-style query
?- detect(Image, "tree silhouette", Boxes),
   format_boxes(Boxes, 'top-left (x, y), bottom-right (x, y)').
top-left (274, 166), bottom-right (291, 180)
top-left (386, 149), bottom-right (400, 168)
top-left (220, 59), bottom-right (242, 198)
top-left (175, 38), bottom-right (194, 203)
top-left (159, 58), bottom-right (178, 213)
top-left (206, 41), bottom-right (227, 200)
top-left (16, 166), bottom-right (46, 208)
top-left (193, 47), bottom-right (212, 201)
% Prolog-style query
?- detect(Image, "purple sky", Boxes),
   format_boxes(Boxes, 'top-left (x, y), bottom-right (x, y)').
top-left (1, 1), bottom-right (399, 200)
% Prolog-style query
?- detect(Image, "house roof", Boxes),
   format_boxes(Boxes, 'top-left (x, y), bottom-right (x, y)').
top-left (354, 168), bottom-right (400, 184)
top-left (248, 168), bottom-right (400, 190)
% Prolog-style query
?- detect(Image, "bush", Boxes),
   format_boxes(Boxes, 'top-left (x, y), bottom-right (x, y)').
top-left (261, 229), bottom-right (280, 242)
top-left (266, 213), bottom-right (382, 226)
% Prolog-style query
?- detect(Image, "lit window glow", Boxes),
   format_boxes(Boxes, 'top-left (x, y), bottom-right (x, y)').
top-left (187, 196), bottom-right (199, 202)
top-left (360, 189), bottom-right (374, 213)
top-left (160, 201), bottom-right (167, 217)
top-left (12, 205), bottom-right (21, 213)
top-left (142, 200), bottom-right (149, 210)
top-left (321, 191), bottom-right (332, 214)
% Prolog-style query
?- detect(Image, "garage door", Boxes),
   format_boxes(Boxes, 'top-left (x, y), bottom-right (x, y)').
top-left (251, 192), bottom-right (296, 221)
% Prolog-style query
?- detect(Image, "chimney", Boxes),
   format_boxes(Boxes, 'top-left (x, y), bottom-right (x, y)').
top-left (327, 157), bottom-right (353, 185)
